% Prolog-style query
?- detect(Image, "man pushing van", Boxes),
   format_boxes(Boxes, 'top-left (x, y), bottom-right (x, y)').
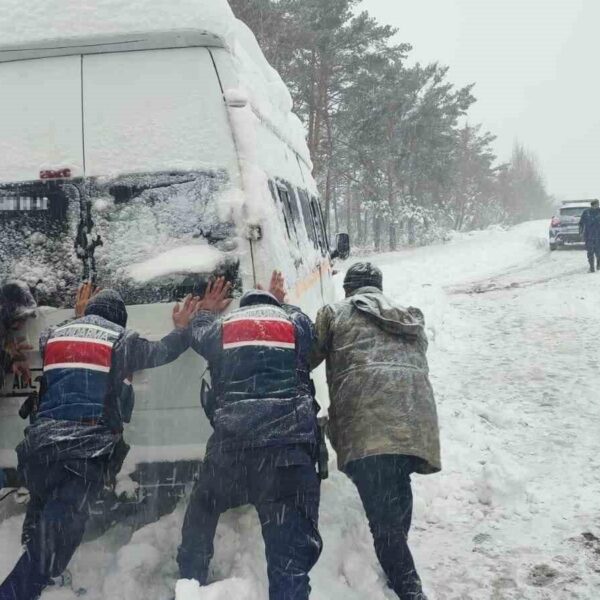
top-left (311, 262), bottom-right (441, 600)
top-left (0, 282), bottom-right (229, 600)
top-left (177, 271), bottom-right (322, 600)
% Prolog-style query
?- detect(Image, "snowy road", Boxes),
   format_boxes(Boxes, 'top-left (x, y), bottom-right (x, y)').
top-left (406, 222), bottom-right (600, 599)
top-left (2, 221), bottom-right (600, 599)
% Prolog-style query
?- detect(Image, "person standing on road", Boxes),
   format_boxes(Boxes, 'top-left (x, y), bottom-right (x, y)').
top-left (579, 199), bottom-right (600, 272)
top-left (177, 271), bottom-right (323, 600)
top-left (0, 285), bottom-right (211, 600)
top-left (310, 262), bottom-right (441, 600)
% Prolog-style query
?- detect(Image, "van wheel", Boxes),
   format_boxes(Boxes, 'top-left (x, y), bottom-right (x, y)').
top-left (549, 243), bottom-right (557, 251)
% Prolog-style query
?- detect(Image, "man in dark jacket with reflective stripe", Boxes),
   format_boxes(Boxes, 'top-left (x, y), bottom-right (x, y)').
top-left (177, 272), bottom-right (322, 600)
top-left (0, 288), bottom-right (202, 600)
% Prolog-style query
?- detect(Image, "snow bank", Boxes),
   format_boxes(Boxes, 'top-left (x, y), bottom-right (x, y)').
top-left (126, 244), bottom-right (225, 283)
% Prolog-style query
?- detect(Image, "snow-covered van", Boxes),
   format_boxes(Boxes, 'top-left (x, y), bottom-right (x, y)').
top-left (0, 2), bottom-right (349, 517)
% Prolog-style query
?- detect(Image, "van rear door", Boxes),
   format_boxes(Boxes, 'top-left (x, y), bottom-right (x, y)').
top-left (82, 47), bottom-right (237, 176)
top-left (0, 55), bottom-right (84, 182)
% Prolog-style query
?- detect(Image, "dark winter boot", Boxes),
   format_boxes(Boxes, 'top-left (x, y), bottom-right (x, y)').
top-left (589, 259), bottom-right (595, 273)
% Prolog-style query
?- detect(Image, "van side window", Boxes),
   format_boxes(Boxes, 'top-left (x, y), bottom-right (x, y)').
top-left (310, 197), bottom-right (329, 254)
top-left (298, 189), bottom-right (318, 248)
top-left (268, 179), bottom-right (291, 238)
top-left (284, 184), bottom-right (302, 227)
top-left (276, 183), bottom-right (298, 240)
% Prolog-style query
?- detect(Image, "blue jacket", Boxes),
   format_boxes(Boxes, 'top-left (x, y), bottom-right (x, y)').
top-left (17, 315), bottom-right (191, 464)
top-left (191, 292), bottom-right (318, 454)
top-left (580, 207), bottom-right (600, 243)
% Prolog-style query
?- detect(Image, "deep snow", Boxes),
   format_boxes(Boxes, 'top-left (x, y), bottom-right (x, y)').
top-left (2, 220), bottom-right (600, 599)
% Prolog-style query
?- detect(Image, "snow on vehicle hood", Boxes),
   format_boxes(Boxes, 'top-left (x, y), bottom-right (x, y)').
top-left (126, 244), bottom-right (225, 283)
top-left (349, 287), bottom-right (425, 340)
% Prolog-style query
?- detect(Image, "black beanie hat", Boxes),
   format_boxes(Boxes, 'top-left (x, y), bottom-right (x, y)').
top-left (343, 262), bottom-right (383, 291)
top-left (0, 280), bottom-right (37, 328)
top-left (85, 289), bottom-right (128, 327)
top-left (239, 290), bottom-right (281, 308)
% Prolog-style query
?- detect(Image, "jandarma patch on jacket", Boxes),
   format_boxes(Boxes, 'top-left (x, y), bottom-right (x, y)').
top-left (222, 318), bottom-right (295, 350)
top-left (44, 337), bottom-right (114, 373)
top-left (53, 323), bottom-right (120, 342)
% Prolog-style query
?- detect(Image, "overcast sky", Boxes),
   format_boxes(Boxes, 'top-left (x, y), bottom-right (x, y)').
top-left (361, 0), bottom-right (599, 200)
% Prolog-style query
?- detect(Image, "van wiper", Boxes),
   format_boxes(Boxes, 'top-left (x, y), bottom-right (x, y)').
top-left (65, 183), bottom-right (103, 284)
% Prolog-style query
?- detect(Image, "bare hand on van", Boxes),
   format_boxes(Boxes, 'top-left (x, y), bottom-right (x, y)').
top-left (267, 270), bottom-right (288, 303)
top-left (173, 295), bottom-right (204, 329)
top-left (197, 277), bottom-right (232, 314)
top-left (75, 281), bottom-right (101, 317)
top-left (11, 359), bottom-right (32, 385)
top-left (7, 341), bottom-right (33, 384)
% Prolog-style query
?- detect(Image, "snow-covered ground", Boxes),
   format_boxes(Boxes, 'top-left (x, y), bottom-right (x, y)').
top-left (3, 220), bottom-right (600, 599)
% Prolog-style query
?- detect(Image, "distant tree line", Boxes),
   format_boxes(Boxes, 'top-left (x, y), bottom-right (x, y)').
top-left (229, 0), bottom-right (553, 250)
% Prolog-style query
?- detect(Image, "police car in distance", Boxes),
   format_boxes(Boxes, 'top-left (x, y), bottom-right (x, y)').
top-left (548, 200), bottom-right (597, 250)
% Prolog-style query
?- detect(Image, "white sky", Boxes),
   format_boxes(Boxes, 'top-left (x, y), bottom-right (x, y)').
top-left (361, 0), bottom-right (599, 199)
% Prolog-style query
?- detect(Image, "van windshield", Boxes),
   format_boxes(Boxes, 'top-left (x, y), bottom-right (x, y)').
top-left (0, 170), bottom-right (238, 307)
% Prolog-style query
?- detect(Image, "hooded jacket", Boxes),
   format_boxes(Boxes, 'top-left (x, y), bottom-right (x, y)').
top-left (191, 290), bottom-right (318, 454)
top-left (311, 286), bottom-right (441, 474)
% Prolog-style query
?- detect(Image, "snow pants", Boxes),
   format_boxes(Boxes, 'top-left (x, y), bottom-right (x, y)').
top-left (0, 458), bottom-right (106, 600)
top-left (177, 446), bottom-right (322, 600)
top-left (345, 454), bottom-right (424, 600)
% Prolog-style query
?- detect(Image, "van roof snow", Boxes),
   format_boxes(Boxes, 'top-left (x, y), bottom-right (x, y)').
top-left (0, 0), bottom-right (311, 167)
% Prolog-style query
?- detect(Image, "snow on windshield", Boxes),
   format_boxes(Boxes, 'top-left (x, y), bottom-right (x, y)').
top-left (0, 172), bottom-right (240, 307)
top-left (0, 184), bottom-right (81, 307)
top-left (92, 170), bottom-right (239, 303)
top-left (93, 171), bottom-right (231, 272)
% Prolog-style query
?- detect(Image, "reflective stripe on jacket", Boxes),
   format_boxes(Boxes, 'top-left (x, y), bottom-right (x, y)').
top-left (38, 316), bottom-right (124, 424)
top-left (192, 299), bottom-right (318, 453)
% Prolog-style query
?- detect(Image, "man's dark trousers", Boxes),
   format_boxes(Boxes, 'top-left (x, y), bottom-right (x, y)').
top-left (177, 446), bottom-right (322, 600)
top-left (586, 238), bottom-right (600, 270)
top-left (345, 454), bottom-right (424, 600)
top-left (0, 459), bottom-right (106, 600)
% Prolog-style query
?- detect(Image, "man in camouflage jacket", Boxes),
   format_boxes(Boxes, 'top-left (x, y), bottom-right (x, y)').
top-left (311, 262), bottom-right (440, 600)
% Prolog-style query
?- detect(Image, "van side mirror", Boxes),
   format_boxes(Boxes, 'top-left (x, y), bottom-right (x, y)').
top-left (331, 233), bottom-right (350, 260)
